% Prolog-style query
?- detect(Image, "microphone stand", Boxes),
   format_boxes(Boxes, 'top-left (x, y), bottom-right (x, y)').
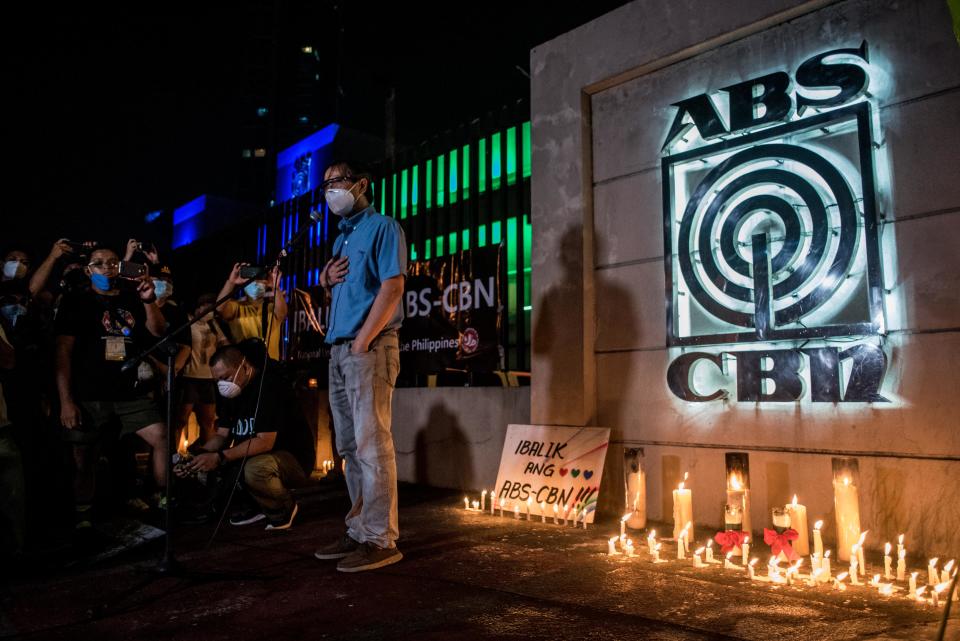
top-left (121, 209), bottom-right (320, 574)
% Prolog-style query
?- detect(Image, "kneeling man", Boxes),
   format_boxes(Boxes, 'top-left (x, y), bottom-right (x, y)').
top-left (180, 345), bottom-right (314, 529)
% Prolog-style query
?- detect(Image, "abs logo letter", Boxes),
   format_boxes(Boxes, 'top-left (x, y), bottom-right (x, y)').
top-left (660, 43), bottom-right (890, 403)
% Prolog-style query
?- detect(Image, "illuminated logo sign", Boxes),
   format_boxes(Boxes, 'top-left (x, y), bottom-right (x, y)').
top-left (661, 42), bottom-right (889, 403)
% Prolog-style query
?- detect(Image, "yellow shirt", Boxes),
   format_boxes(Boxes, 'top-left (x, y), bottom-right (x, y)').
top-left (222, 298), bottom-right (282, 360)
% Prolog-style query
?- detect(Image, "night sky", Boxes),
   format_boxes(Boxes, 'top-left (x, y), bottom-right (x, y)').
top-left (5, 2), bottom-right (626, 260)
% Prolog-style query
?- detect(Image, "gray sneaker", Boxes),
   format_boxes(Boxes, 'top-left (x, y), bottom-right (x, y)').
top-left (314, 533), bottom-right (360, 560)
top-left (336, 542), bottom-right (402, 573)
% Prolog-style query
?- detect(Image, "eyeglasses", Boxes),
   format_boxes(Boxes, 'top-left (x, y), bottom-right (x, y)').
top-left (320, 175), bottom-right (355, 190)
top-left (88, 260), bottom-right (120, 269)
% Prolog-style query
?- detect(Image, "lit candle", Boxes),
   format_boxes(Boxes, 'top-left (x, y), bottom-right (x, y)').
top-left (941, 559), bottom-right (955, 585)
top-left (682, 522), bottom-right (692, 553)
top-left (884, 542), bottom-right (893, 579)
top-left (767, 557), bottom-right (784, 583)
top-left (748, 557), bottom-right (758, 580)
top-left (552, 504), bottom-right (558, 524)
top-left (561, 504), bottom-right (568, 526)
top-left (870, 573), bottom-right (881, 587)
top-left (693, 547), bottom-right (705, 568)
top-left (481, 490), bottom-right (487, 512)
top-left (834, 571), bottom-right (848, 591)
top-left (526, 498), bottom-right (532, 520)
top-left (607, 536), bottom-right (619, 556)
top-left (706, 540), bottom-right (716, 563)
top-left (879, 582), bottom-right (894, 597)
top-left (581, 508), bottom-right (588, 530)
top-left (498, 498), bottom-right (504, 518)
top-left (464, 497), bottom-right (469, 510)
top-left (813, 520), bottom-right (824, 560)
top-left (850, 545), bottom-right (860, 584)
top-left (808, 568), bottom-right (823, 587)
top-left (928, 558), bottom-right (939, 586)
top-left (909, 572), bottom-right (918, 597)
top-left (652, 542), bottom-right (662, 562)
top-left (647, 529), bottom-right (657, 553)
top-left (833, 475), bottom-right (861, 562)
top-left (785, 495), bottom-right (809, 556)
top-left (742, 535), bottom-right (750, 566)
top-left (786, 559), bottom-right (803, 586)
top-left (915, 585), bottom-right (927, 603)
top-left (489, 492), bottom-right (495, 515)
top-left (820, 551), bottom-right (832, 582)
top-left (932, 583), bottom-right (946, 608)
top-left (897, 534), bottom-right (904, 558)
top-left (514, 503), bottom-right (520, 520)
top-left (677, 527), bottom-right (687, 560)
top-left (620, 513), bottom-right (629, 539)
top-left (724, 552), bottom-right (738, 569)
top-left (672, 473), bottom-right (693, 540)
top-left (540, 501), bottom-right (547, 523)
top-left (624, 538), bottom-right (635, 557)
top-left (897, 548), bottom-right (906, 581)
top-left (856, 531), bottom-right (867, 576)
top-left (471, 500), bottom-right (479, 511)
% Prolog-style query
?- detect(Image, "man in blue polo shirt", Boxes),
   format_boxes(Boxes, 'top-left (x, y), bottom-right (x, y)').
top-left (313, 160), bottom-right (407, 572)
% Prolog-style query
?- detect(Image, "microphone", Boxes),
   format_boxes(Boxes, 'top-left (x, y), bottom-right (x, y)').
top-left (279, 209), bottom-right (322, 258)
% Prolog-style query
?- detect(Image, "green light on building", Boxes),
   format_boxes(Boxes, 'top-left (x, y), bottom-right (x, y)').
top-left (426, 160), bottom-right (433, 209)
top-left (448, 150), bottom-right (458, 204)
top-left (492, 220), bottom-right (502, 245)
top-left (425, 238), bottom-right (432, 260)
top-left (412, 165), bottom-right (419, 216)
top-left (410, 243), bottom-right (417, 261)
top-left (462, 228), bottom-right (470, 251)
top-left (380, 178), bottom-right (387, 215)
top-left (478, 224), bottom-right (487, 247)
top-left (478, 138), bottom-right (487, 193)
top-left (392, 173), bottom-right (398, 218)
top-left (437, 155), bottom-right (445, 207)
top-left (491, 133), bottom-right (502, 190)
top-left (448, 231), bottom-right (457, 254)
top-left (436, 235), bottom-right (444, 257)
top-left (400, 169), bottom-right (408, 219)
top-left (522, 121), bottom-right (531, 179)
top-left (462, 144), bottom-right (470, 199)
top-left (506, 126), bottom-right (517, 185)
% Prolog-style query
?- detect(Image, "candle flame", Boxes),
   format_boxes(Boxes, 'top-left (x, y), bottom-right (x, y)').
top-left (683, 472), bottom-right (689, 481)
top-left (837, 572), bottom-right (849, 581)
top-left (609, 536), bottom-right (618, 543)
top-left (654, 543), bottom-right (662, 551)
top-left (931, 557), bottom-right (939, 567)
top-left (916, 586), bottom-right (927, 597)
top-left (934, 583), bottom-right (949, 594)
top-left (911, 571), bottom-right (918, 579)
top-left (885, 542), bottom-right (891, 555)
top-left (858, 531), bottom-right (868, 545)
top-left (482, 490), bottom-right (487, 495)
top-left (814, 520), bottom-right (823, 530)
top-left (648, 529), bottom-right (656, 539)
top-left (945, 560), bottom-right (956, 572)
top-left (898, 533), bottom-right (904, 545)
top-left (872, 573), bottom-right (881, 584)
top-left (768, 557), bottom-right (779, 568)
top-left (694, 547), bottom-right (705, 555)
top-left (729, 472), bottom-right (743, 491)
top-left (678, 482), bottom-right (685, 491)
top-left (707, 540), bottom-right (714, 549)
top-left (824, 550), bottom-right (831, 558)
top-left (621, 513), bottom-right (631, 522)
top-left (743, 535), bottom-right (750, 544)
top-left (553, 504), bottom-right (558, 512)
top-left (749, 558), bottom-right (759, 567)
top-left (791, 495), bottom-right (798, 507)
top-left (726, 552), bottom-right (733, 560)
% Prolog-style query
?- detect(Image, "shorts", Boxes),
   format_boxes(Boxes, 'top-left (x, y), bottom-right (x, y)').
top-left (178, 377), bottom-right (217, 406)
top-left (62, 397), bottom-right (164, 445)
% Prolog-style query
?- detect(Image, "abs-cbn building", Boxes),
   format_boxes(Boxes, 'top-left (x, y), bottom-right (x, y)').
top-left (530, 0), bottom-right (960, 556)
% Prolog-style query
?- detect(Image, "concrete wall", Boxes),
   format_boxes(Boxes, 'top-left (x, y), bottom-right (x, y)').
top-left (531, 0), bottom-right (960, 556)
top-left (392, 387), bottom-right (531, 491)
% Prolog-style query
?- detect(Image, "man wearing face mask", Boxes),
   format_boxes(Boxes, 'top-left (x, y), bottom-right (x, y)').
top-left (148, 264), bottom-right (192, 383)
top-left (54, 247), bottom-right (169, 537)
top-left (216, 264), bottom-right (287, 361)
top-left (178, 345), bottom-right (314, 529)
top-left (312, 160), bottom-right (406, 573)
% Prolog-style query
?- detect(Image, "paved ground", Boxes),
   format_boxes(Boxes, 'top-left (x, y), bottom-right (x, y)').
top-left (2, 484), bottom-right (958, 641)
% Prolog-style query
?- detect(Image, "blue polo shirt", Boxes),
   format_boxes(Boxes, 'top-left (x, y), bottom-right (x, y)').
top-left (325, 206), bottom-right (407, 343)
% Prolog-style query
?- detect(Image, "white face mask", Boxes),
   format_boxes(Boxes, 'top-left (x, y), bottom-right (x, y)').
top-left (3, 260), bottom-right (27, 280)
top-left (217, 358), bottom-right (246, 399)
top-left (324, 184), bottom-right (357, 217)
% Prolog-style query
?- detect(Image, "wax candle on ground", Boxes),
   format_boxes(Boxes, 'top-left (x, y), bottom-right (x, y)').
top-left (481, 490), bottom-right (487, 512)
top-left (915, 586), bottom-right (927, 603)
top-left (813, 520), bottom-right (824, 559)
top-left (941, 559), bottom-right (955, 585)
top-left (785, 496), bottom-right (810, 556)
top-left (856, 531), bottom-right (868, 575)
top-left (620, 513), bottom-right (629, 539)
top-left (724, 552), bottom-right (738, 569)
top-left (607, 537), bottom-right (619, 556)
top-left (909, 572), bottom-right (918, 597)
top-left (647, 529), bottom-right (657, 552)
top-left (672, 473), bottom-right (693, 540)
top-left (706, 540), bottom-right (717, 563)
top-left (471, 500), bottom-right (479, 511)
top-left (540, 501), bottom-right (547, 523)
top-left (552, 504), bottom-right (558, 524)
top-left (624, 538), bottom-right (635, 557)
top-left (884, 542), bottom-right (893, 579)
top-left (748, 558), bottom-right (759, 580)
top-left (652, 543), bottom-right (663, 562)
top-left (514, 503), bottom-right (520, 520)
top-left (897, 548), bottom-right (906, 581)
top-left (693, 547), bottom-right (705, 568)
top-left (526, 498), bottom-right (532, 520)
top-left (820, 551), bottom-right (832, 582)
top-left (834, 475), bottom-right (861, 562)
top-left (834, 572), bottom-right (848, 591)
top-left (742, 536), bottom-right (750, 566)
top-left (929, 558), bottom-right (939, 586)
top-left (463, 497), bottom-right (469, 510)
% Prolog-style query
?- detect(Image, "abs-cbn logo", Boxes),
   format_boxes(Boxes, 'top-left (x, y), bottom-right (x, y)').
top-left (661, 43), bottom-right (890, 403)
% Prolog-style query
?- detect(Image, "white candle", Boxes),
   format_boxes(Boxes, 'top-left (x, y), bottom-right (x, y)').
top-left (706, 540), bottom-right (716, 563)
top-left (786, 560), bottom-right (803, 586)
top-left (514, 503), bottom-right (520, 520)
top-left (624, 538), bottom-right (635, 557)
top-left (813, 520), bottom-right (824, 560)
top-left (884, 542), bottom-right (893, 579)
top-left (820, 551), bottom-right (832, 582)
top-left (748, 557), bottom-right (758, 580)
top-left (552, 504), bottom-right (558, 524)
top-left (767, 557), bottom-right (784, 582)
top-left (941, 559), bottom-right (955, 585)
top-left (471, 500), bottom-right (479, 511)
top-left (834, 572), bottom-right (848, 591)
top-left (464, 497), bottom-right (469, 510)
top-left (481, 490), bottom-right (487, 512)
top-left (932, 584), bottom-right (945, 608)
top-left (850, 546), bottom-right (860, 584)
top-left (581, 508), bottom-right (588, 529)
top-left (808, 568), bottom-right (823, 587)
top-left (677, 527), bottom-right (687, 560)
top-left (915, 585), bottom-right (927, 603)
top-left (498, 498), bottom-right (504, 517)
top-left (540, 501), bottom-right (547, 523)
top-left (672, 474), bottom-right (693, 540)
top-left (652, 543), bottom-right (662, 562)
top-left (693, 547), bottom-right (705, 568)
top-left (561, 504), bottom-right (568, 526)
top-left (490, 493), bottom-right (495, 515)
top-left (626, 459), bottom-right (647, 530)
top-left (682, 522), bottom-right (691, 553)
top-left (725, 552), bottom-right (738, 569)
top-left (909, 572), bottom-right (918, 597)
top-left (928, 558), bottom-right (939, 586)
top-left (742, 535), bottom-right (750, 566)
top-left (856, 531), bottom-right (867, 575)
top-left (879, 583), bottom-right (894, 597)
top-left (870, 573), bottom-right (881, 587)
top-left (620, 513), bottom-right (629, 539)
top-left (526, 498), bottom-right (532, 520)
top-left (897, 548), bottom-right (906, 581)
top-left (897, 534), bottom-right (904, 558)
top-left (607, 537), bottom-right (619, 556)
top-left (647, 529), bottom-right (657, 553)
top-left (785, 496), bottom-right (809, 556)
top-left (811, 553), bottom-right (821, 573)
top-left (834, 476), bottom-right (861, 562)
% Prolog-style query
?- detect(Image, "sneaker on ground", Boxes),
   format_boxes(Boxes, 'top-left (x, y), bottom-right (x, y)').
top-left (265, 503), bottom-right (298, 531)
top-left (336, 542), bottom-right (402, 573)
top-left (229, 509), bottom-right (266, 526)
top-left (314, 533), bottom-right (360, 560)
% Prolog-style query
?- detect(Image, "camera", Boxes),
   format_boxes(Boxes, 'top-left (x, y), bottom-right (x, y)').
top-left (119, 261), bottom-right (147, 279)
top-left (239, 265), bottom-right (268, 280)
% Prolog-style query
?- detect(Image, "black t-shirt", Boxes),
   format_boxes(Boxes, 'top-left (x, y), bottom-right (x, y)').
top-left (160, 302), bottom-right (192, 348)
top-left (55, 289), bottom-right (153, 401)
top-left (215, 362), bottom-right (315, 473)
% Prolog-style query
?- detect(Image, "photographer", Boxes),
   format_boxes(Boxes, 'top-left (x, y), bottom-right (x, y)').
top-left (55, 247), bottom-right (169, 535)
top-left (216, 264), bottom-right (287, 360)
top-left (178, 345), bottom-right (314, 530)
top-left (176, 293), bottom-right (228, 447)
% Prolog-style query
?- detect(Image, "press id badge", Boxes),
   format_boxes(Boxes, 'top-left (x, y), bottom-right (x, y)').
top-left (104, 336), bottom-right (127, 361)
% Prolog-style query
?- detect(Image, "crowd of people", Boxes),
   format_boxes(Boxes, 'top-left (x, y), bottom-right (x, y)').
top-left (1, 160), bottom-right (408, 574)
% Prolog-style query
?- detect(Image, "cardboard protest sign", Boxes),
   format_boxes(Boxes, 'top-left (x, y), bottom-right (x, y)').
top-left (494, 424), bottom-right (610, 524)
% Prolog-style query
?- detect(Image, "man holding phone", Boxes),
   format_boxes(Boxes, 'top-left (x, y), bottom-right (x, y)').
top-left (54, 247), bottom-right (169, 537)
top-left (312, 160), bottom-right (406, 573)
top-left (216, 264), bottom-right (286, 360)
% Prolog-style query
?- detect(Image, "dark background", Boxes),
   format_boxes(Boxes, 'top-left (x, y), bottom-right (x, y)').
top-left (4, 1), bottom-right (626, 260)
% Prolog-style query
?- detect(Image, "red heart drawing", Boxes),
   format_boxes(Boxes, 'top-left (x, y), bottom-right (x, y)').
top-left (559, 468), bottom-right (569, 477)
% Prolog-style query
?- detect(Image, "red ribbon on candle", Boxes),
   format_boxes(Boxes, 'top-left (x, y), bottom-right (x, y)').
top-left (714, 530), bottom-right (746, 554)
top-left (763, 528), bottom-right (800, 561)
